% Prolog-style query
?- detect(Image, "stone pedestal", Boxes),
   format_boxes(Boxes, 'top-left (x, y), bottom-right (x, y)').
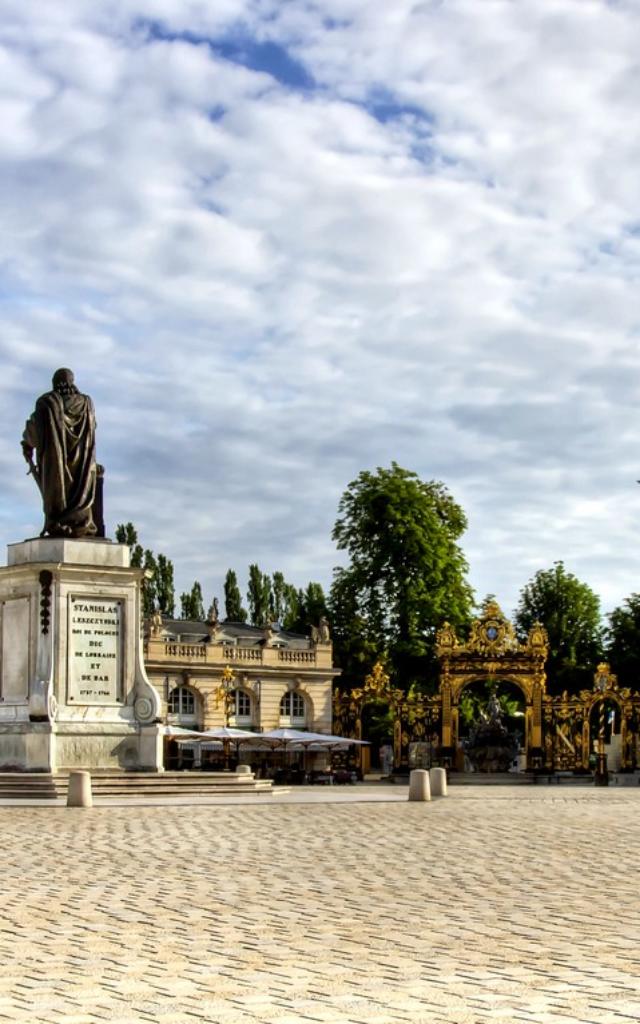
top-left (0, 538), bottom-right (162, 772)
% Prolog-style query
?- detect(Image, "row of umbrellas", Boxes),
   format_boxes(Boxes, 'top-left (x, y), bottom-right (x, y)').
top-left (164, 724), bottom-right (369, 751)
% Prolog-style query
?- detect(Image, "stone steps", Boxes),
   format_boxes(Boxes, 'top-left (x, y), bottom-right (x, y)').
top-left (0, 771), bottom-right (275, 799)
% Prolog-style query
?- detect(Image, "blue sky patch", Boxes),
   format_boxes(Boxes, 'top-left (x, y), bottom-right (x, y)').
top-left (136, 19), bottom-right (315, 91)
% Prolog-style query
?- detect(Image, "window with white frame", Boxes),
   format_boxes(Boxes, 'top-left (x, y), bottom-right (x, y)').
top-left (279, 690), bottom-right (306, 726)
top-left (168, 686), bottom-right (196, 719)
top-left (230, 688), bottom-right (252, 725)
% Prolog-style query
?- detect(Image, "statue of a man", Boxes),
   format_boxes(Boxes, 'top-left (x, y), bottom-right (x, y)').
top-left (22, 368), bottom-right (98, 538)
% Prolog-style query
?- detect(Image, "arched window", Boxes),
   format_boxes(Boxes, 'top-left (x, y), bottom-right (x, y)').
top-left (279, 690), bottom-right (306, 726)
top-left (230, 688), bottom-right (252, 725)
top-left (168, 686), bottom-right (196, 721)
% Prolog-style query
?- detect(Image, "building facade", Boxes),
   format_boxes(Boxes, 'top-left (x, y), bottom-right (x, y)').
top-left (144, 613), bottom-right (337, 740)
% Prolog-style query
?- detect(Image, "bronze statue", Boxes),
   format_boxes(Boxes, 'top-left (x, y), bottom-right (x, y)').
top-left (22, 368), bottom-right (99, 538)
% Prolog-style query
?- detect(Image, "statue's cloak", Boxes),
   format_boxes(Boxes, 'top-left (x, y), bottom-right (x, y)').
top-left (23, 389), bottom-right (97, 537)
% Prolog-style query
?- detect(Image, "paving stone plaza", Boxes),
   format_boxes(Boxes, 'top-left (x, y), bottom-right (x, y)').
top-left (2, 786), bottom-right (640, 1024)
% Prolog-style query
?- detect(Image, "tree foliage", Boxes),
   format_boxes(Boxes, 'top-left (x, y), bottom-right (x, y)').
top-left (270, 572), bottom-right (302, 629)
top-left (247, 564), bottom-right (272, 627)
top-left (513, 561), bottom-right (603, 694)
top-left (155, 554), bottom-right (175, 617)
top-left (180, 581), bottom-right (205, 621)
top-left (605, 593), bottom-right (640, 688)
top-left (329, 463), bottom-right (474, 691)
top-left (224, 569), bottom-right (247, 622)
top-left (115, 522), bottom-right (175, 617)
top-left (283, 581), bottom-right (328, 633)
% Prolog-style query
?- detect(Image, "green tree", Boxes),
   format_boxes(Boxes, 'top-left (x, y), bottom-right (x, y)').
top-left (142, 550), bottom-right (158, 617)
top-left (247, 564), bottom-right (272, 627)
top-left (285, 581), bottom-right (328, 633)
top-left (301, 582), bottom-right (328, 626)
top-left (514, 561), bottom-right (603, 694)
top-left (115, 522), bottom-right (175, 616)
top-left (329, 463), bottom-right (474, 690)
top-left (605, 593), bottom-right (640, 688)
top-left (115, 521), bottom-right (143, 567)
top-left (270, 572), bottom-right (289, 624)
top-left (180, 581), bottom-right (205, 620)
top-left (224, 569), bottom-right (247, 622)
top-left (156, 554), bottom-right (175, 617)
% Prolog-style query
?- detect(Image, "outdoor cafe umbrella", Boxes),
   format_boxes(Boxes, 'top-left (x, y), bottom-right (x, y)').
top-left (196, 727), bottom-right (264, 741)
top-left (259, 728), bottom-right (369, 774)
top-left (260, 728), bottom-right (369, 748)
top-left (162, 725), bottom-right (209, 738)
top-left (192, 726), bottom-right (268, 769)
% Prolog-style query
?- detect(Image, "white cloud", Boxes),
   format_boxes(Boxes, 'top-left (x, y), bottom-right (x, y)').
top-left (0, 0), bottom-right (639, 624)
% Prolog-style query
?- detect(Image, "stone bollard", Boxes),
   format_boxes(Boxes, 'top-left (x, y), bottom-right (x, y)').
top-left (408, 769), bottom-right (431, 802)
top-left (429, 767), bottom-right (448, 797)
top-left (67, 771), bottom-right (93, 808)
top-left (235, 764), bottom-right (252, 776)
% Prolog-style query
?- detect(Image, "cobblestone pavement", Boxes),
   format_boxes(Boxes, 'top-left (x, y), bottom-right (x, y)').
top-left (1, 787), bottom-right (639, 1024)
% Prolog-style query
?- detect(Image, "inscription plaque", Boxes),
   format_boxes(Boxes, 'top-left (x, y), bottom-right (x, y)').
top-left (68, 596), bottom-right (123, 704)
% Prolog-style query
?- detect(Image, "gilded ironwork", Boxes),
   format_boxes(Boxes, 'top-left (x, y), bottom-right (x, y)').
top-left (333, 608), bottom-right (640, 776)
top-left (333, 661), bottom-right (438, 770)
top-left (435, 601), bottom-right (548, 768)
top-left (215, 665), bottom-right (236, 724)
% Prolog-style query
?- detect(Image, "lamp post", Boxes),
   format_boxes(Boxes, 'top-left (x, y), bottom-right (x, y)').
top-left (216, 665), bottom-right (235, 770)
top-left (593, 668), bottom-right (609, 787)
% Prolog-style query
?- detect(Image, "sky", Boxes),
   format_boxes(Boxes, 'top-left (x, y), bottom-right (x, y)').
top-left (1, 0), bottom-right (639, 622)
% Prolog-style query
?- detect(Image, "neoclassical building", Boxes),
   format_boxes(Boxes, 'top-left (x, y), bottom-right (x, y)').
top-left (144, 612), bottom-right (337, 739)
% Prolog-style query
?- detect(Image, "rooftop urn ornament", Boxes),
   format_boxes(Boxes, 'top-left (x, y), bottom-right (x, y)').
top-left (21, 368), bottom-right (99, 538)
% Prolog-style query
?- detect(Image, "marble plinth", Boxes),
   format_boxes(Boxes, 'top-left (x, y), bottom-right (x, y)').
top-left (0, 538), bottom-right (162, 772)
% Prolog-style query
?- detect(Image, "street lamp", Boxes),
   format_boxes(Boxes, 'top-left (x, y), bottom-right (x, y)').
top-left (215, 665), bottom-right (235, 770)
top-left (593, 668), bottom-right (609, 787)
top-left (216, 664), bottom-right (235, 726)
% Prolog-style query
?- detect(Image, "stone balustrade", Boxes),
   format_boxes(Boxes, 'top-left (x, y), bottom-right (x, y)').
top-left (146, 635), bottom-right (333, 670)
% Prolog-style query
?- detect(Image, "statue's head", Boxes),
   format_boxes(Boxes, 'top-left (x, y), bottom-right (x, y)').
top-left (52, 368), bottom-right (76, 395)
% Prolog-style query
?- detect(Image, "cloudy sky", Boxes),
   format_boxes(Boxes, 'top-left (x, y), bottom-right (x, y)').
top-left (1, 0), bottom-right (639, 621)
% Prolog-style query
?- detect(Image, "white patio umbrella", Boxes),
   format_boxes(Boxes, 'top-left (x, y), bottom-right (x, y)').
top-left (260, 728), bottom-right (369, 748)
top-left (163, 725), bottom-right (209, 739)
top-left (191, 726), bottom-right (269, 770)
top-left (259, 729), bottom-right (369, 777)
top-left (196, 727), bottom-right (265, 742)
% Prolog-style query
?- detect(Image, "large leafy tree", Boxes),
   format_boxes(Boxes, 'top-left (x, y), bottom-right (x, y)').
top-left (224, 569), bottom-right (248, 622)
top-left (513, 561), bottom-right (603, 694)
top-left (605, 593), bottom-right (640, 688)
top-left (329, 463), bottom-right (473, 691)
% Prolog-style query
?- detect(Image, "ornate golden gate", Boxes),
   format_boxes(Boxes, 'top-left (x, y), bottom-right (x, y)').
top-left (332, 663), bottom-right (438, 771)
top-left (435, 601), bottom-right (548, 770)
top-left (332, 601), bottom-right (640, 774)
top-left (543, 663), bottom-right (640, 772)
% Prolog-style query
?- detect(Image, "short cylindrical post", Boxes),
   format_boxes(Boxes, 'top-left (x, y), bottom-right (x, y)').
top-left (67, 771), bottom-right (93, 808)
top-left (408, 769), bottom-right (431, 802)
top-left (235, 764), bottom-right (252, 776)
top-left (429, 766), bottom-right (448, 797)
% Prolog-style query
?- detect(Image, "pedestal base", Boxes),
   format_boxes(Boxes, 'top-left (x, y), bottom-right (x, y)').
top-left (0, 538), bottom-right (162, 772)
